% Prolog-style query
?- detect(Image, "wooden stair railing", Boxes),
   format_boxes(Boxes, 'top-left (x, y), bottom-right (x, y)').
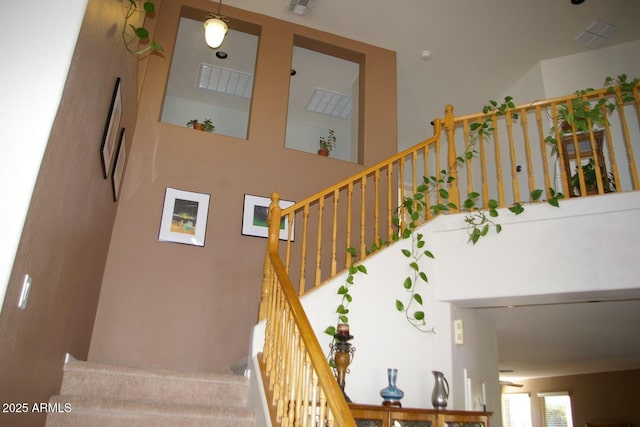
top-left (260, 195), bottom-right (356, 427)
top-left (256, 82), bottom-right (639, 425)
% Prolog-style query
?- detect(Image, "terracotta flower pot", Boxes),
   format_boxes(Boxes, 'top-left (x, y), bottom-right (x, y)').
top-left (317, 148), bottom-right (329, 157)
top-left (193, 123), bottom-right (204, 131)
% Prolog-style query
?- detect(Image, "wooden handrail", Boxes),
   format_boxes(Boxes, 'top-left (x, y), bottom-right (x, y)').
top-left (257, 82), bottom-right (639, 425)
top-left (261, 194), bottom-right (356, 427)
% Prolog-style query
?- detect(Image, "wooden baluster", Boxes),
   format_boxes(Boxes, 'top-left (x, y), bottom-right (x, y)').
top-left (463, 118), bottom-right (473, 199)
top-left (301, 354), bottom-right (311, 427)
top-left (478, 120), bottom-right (489, 205)
top-left (520, 109), bottom-right (535, 200)
top-left (346, 183), bottom-right (353, 265)
top-left (319, 388), bottom-right (328, 427)
top-left (374, 170), bottom-right (380, 245)
top-left (315, 198), bottom-right (324, 287)
top-left (507, 112), bottom-right (520, 202)
top-left (444, 104), bottom-right (459, 210)
top-left (398, 158), bottom-right (406, 232)
top-left (285, 212), bottom-right (293, 272)
top-left (299, 205), bottom-right (309, 295)
top-left (331, 189), bottom-right (339, 276)
top-left (566, 101), bottom-right (587, 195)
top-left (535, 106), bottom-right (552, 196)
top-left (492, 113), bottom-right (505, 207)
top-left (359, 178), bottom-right (367, 257)
top-left (386, 165), bottom-right (393, 239)
top-left (613, 86), bottom-right (639, 189)
top-left (550, 102), bottom-right (570, 196)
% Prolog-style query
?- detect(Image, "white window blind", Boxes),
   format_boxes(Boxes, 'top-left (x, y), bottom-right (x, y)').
top-left (502, 393), bottom-right (532, 427)
top-left (538, 392), bottom-right (574, 427)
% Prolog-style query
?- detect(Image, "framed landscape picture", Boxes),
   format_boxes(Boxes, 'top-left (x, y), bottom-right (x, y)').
top-left (241, 194), bottom-right (294, 241)
top-left (158, 187), bottom-right (210, 246)
top-left (100, 77), bottom-right (122, 178)
top-left (111, 128), bottom-right (127, 201)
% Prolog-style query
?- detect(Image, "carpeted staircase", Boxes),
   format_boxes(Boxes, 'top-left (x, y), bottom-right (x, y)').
top-left (46, 361), bottom-right (256, 426)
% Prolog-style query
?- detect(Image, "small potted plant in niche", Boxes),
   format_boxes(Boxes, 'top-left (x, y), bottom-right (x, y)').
top-left (318, 129), bottom-right (337, 156)
top-left (186, 119), bottom-right (215, 132)
top-left (570, 158), bottom-right (615, 196)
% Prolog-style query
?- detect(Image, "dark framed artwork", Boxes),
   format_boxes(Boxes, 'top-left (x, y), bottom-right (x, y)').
top-left (111, 128), bottom-right (127, 201)
top-left (100, 77), bottom-right (122, 178)
top-left (241, 194), bottom-right (294, 241)
top-left (158, 187), bottom-right (210, 246)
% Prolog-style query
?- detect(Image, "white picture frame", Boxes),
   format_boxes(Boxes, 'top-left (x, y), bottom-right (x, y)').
top-left (158, 187), bottom-right (210, 247)
top-left (241, 194), bottom-right (294, 241)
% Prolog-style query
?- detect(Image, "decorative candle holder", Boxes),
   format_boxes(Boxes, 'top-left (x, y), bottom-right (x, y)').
top-left (328, 323), bottom-right (356, 402)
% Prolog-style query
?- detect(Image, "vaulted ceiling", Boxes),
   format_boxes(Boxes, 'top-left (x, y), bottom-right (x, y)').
top-left (215, 0), bottom-right (640, 380)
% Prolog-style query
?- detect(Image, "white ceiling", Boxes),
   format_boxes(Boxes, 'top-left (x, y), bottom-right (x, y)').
top-left (201, 0), bottom-right (640, 380)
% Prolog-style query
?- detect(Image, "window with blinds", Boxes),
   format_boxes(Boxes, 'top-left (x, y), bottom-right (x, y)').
top-left (538, 392), bottom-right (574, 427)
top-left (502, 393), bottom-right (532, 427)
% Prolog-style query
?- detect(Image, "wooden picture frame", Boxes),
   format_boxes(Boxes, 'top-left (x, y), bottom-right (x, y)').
top-left (111, 128), bottom-right (127, 201)
top-left (158, 187), bottom-right (210, 247)
top-left (241, 194), bottom-right (294, 241)
top-left (100, 77), bottom-right (122, 178)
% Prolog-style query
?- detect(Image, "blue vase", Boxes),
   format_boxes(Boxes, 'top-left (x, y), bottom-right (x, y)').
top-left (380, 368), bottom-right (404, 404)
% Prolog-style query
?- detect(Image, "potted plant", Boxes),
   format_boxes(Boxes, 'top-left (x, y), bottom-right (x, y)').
top-left (318, 129), bottom-right (336, 156)
top-left (186, 119), bottom-right (215, 132)
top-left (570, 158), bottom-right (614, 196)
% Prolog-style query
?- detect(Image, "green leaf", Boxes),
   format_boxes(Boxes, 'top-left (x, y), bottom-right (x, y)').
top-left (548, 197), bottom-right (560, 208)
top-left (401, 249), bottom-right (411, 258)
top-left (143, 1), bottom-right (155, 13)
top-left (339, 315), bottom-right (349, 324)
top-left (324, 326), bottom-right (336, 336)
top-left (489, 208), bottom-right (498, 218)
top-left (357, 265), bottom-right (368, 274)
top-left (346, 247), bottom-right (358, 256)
top-left (409, 261), bottom-right (419, 271)
top-left (439, 189), bottom-right (449, 199)
top-left (403, 277), bottom-right (412, 289)
top-left (344, 294), bottom-right (352, 303)
top-left (349, 265), bottom-right (358, 274)
top-left (413, 294), bottom-right (423, 305)
top-left (424, 250), bottom-right (435, 259)
top-left (481, 224), bottom-right (489, 236)
top-left (414, 311), bottom-right (425, 321)
top-left (419, 271), bottom-right (428, 283)
top-left (402, 229), bottom-right (411, 239)
top-left (338, 286), bottom-right (348, 295)
top-left (488, 199), bottom-right (499, 209)
top-left (337, 305), bottom-right (349, 314)
top-left (133, 26), bottom-right (149, 39)
top-left (396, 300), bottom-right (405, 311)
top-left (508, 203), bottom-right (524, 215)
top-left (531, 189), bottom-right (544, 201)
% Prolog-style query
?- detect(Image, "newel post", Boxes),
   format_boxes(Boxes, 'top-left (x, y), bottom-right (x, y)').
top-left (444, 104), bottom-right (460, 211)
top-left (258, 192), bottom-right (282, 322)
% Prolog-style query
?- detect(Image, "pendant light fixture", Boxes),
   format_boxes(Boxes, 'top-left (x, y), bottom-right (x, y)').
top-left (204, 0), bottom-right (229, 49)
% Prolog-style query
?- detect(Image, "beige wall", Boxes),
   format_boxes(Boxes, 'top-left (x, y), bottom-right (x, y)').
top-left (504, 369), bottom-right (640, 427)
top-left (0, 0), bottom-right (142, 425)
top-left (88, 0), bottom-right (398, 374)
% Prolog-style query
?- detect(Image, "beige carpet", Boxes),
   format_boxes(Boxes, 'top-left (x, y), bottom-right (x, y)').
top-left (46, 361), bottom-right (255, 426)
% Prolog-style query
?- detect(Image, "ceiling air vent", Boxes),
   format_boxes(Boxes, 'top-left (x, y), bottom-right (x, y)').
top-left (289, 0), bottom-right (314, 16)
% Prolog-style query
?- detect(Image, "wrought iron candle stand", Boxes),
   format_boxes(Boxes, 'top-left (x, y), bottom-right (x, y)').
top-left (328, 324), bottom-right (356, 402)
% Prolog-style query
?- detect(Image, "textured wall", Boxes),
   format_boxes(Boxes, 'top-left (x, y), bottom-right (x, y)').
top-left (88, 0), bottom-right (398, 374)
top-left (0, 0), bottom-right (142, 425)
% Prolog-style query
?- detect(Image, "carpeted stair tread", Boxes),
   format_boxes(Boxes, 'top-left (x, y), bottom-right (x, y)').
top-left (46, 361), bottom-right (255, 426)
top-left (59, 361), bottom-right (249, 407)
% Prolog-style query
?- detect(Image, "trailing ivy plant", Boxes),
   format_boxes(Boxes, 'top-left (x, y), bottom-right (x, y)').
top-left (323, 94), bottom-right (569, 337)
top-left (123, 0), bottom-right (164, 56)
top-left (323, 247), bottom-right (367, 338)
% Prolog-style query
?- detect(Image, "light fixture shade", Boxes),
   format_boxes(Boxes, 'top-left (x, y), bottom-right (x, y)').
top-left (204, 17), bottom-right (228, 48)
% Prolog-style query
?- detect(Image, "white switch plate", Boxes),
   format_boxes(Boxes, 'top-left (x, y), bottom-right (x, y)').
top-left (454, 319), bottom-right (464, 345)
top-left (18, 274), bottom-right (32, 310)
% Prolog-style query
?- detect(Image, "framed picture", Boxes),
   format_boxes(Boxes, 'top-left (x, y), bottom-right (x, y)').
top-left (158, 187), bottom-right (210, 246)
top-left (242, 194), bottom-right (294, 240)
top-left (111, 128), bottom-right (127, 201)
top-left (100, 77), bottom-right (122, 178)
